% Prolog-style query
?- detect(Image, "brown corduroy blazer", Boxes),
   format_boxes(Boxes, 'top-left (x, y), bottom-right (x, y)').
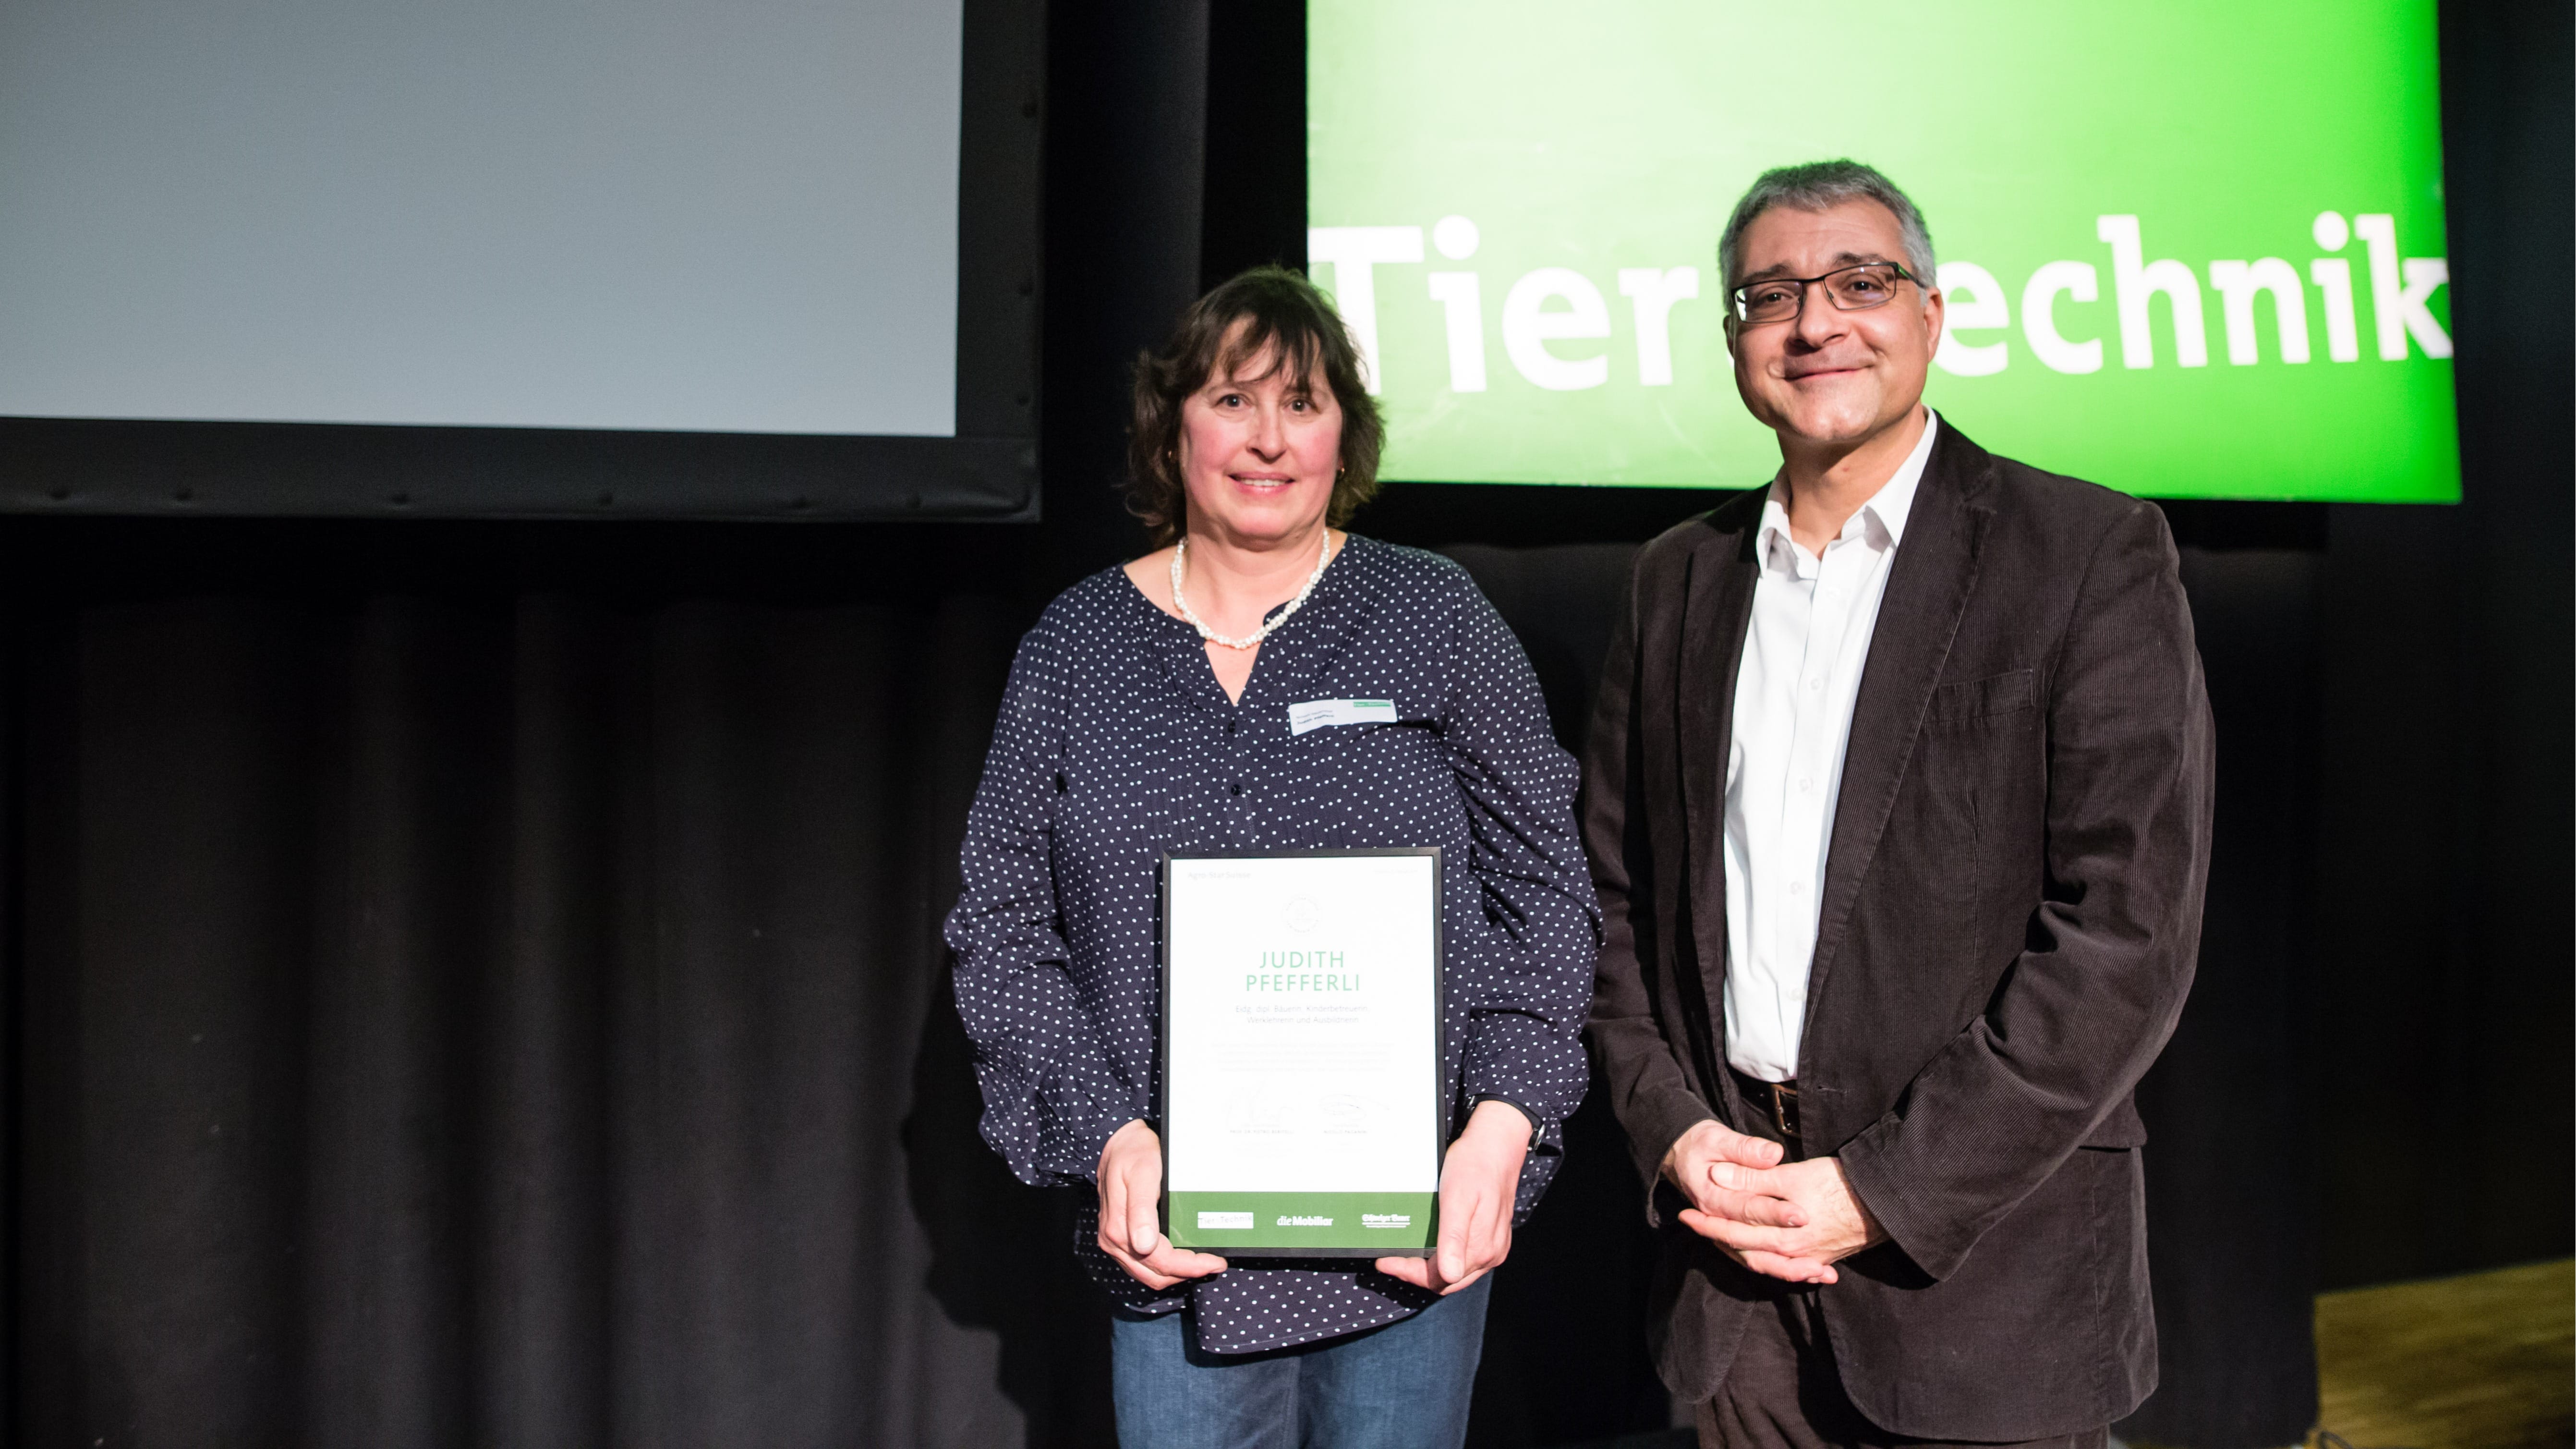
top-left (1581, 422), bottom-right (2215, 1440)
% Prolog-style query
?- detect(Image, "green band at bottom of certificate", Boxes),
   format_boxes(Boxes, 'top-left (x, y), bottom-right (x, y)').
top-left (1166, 1191), bottom-right (1440, 1253)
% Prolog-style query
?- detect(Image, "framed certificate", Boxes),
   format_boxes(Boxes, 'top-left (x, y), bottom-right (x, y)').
top-left (1159, 849), bottom-right (1445, 1257)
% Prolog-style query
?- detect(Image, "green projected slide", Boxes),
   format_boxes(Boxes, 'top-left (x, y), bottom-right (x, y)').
top-left (1308, 0), bottom-right (2458, 502)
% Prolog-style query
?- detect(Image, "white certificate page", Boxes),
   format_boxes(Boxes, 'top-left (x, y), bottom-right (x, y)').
top-left (1162, 852), bottom-right (1441, 1254)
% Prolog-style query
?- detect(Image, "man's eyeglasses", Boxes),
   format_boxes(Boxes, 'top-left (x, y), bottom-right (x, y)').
top-left (1728, 262), bottom-right (1919, 325)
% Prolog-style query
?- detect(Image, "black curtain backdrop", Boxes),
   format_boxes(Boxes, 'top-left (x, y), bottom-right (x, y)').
top-left (8, 2), bottom-right (2568, 1447)
top-left (12, 554), bottom-right (1038, 1445)
top-left (2306, 0), bottom-right (2576, 1290)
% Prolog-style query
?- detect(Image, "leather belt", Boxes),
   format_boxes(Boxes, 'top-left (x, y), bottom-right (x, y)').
top-left (1730, 1068), bottom-right (1801, 1142)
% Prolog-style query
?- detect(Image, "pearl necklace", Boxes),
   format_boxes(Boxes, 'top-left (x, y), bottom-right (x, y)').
top-left (1170, 531), bottom-right (1336, 650)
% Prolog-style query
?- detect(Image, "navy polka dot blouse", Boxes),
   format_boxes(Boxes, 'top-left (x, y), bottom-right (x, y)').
top-left (944, 535), bottom-right (1602, 1353)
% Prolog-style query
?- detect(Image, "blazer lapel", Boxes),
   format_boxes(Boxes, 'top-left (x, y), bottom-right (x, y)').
top-left (1800, 428), bottom-right (1997, 1030)
top-left (1678, 492), bottom-right (1763, 1051)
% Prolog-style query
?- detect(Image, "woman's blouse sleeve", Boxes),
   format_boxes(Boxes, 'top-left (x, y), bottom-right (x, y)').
top-left (943, 614), bottom-right (1138, 1186)
top-left (1439, 579), bottom-right (1605, 1135)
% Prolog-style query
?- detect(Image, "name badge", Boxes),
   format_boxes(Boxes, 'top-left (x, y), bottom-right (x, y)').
top-left (1288, 698), bottom-right (1398, 736)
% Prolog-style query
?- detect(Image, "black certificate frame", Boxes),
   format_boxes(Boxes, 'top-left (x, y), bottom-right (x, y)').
top-left (1155, 847), bottom-right (1448, 1260)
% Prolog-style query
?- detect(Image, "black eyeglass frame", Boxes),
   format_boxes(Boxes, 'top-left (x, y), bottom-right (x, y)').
top-left (1726, 261), bottom-right (1923, 325)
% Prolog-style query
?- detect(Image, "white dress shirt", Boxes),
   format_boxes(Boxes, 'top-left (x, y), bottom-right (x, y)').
top-left (1722, 411), bottom-right (1940, 1083)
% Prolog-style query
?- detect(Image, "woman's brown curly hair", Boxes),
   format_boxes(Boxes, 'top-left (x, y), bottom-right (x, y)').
top-left (1125, 266), bottom-right (1385, 547)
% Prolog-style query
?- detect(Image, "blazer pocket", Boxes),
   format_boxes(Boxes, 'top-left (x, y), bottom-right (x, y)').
top-left (2082, 1096), bottom-right (2150, 1148)
top-left (1923, 667), bottom-right (2036, 730)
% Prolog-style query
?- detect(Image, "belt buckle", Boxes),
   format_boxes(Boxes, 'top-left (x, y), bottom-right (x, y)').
top-left (1769, 1082), bottom-right (1801, 1140)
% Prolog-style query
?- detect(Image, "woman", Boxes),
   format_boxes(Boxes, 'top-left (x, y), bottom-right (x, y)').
top-left (944, 266), bottom-right (1599, 1449)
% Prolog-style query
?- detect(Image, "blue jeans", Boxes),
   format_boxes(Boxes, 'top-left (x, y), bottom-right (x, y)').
top-left (1109, 1274), bottom-right (1493, 1449)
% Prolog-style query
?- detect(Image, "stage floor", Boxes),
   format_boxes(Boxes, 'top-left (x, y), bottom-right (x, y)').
top-left (2316, 1258), bottom-right (2573, 1449)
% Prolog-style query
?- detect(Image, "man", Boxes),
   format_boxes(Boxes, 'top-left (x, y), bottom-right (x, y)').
top-left (1582, 159), bottom-right (2213, 1448)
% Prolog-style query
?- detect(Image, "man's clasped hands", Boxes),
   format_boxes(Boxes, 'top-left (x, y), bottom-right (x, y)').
top-left (1659, 1119), bottom-right (1887, 1284)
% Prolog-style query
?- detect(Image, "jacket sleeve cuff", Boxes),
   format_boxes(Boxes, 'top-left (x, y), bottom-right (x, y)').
top-left (1622, 1089), bottom-right (1720, 1227)
top-left (1834, 1115), bottom-right (1972, 1281)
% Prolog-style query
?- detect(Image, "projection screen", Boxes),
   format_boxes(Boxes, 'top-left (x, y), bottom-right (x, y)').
top-left (0, 0), bottom-right (1040, 518)
top-left (1309, 0), bottom-right (2459, 504)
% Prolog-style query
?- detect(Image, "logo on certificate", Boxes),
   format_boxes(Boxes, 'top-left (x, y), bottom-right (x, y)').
top-left (1196, 1211), bottom-right (1254, 1230)
top-left (1284, 895), bottom-right (1321, 933)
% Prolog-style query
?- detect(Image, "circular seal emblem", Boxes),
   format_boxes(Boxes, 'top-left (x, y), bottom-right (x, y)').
top-left (1284, 895), bottom-right (1321, 933)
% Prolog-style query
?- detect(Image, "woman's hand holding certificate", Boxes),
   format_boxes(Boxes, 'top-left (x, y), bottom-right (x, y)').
top-left (1097, 1120), bottom-right (1228, 1290)
top-left (1372, 1099), bottom-right (1531, 1295)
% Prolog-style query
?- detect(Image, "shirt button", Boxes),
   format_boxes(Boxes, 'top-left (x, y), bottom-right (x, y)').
top-left (1225, 719), bottom-right (1237, 735)
top-left (1229, 782), bottom-right (1244, 797)
top-left (1789, 879), bottom-right (1807, 894)
top-left (1798, 778), bottom-right (1813, 792)
top-left (1807, 677), bottom-right (1823, 692)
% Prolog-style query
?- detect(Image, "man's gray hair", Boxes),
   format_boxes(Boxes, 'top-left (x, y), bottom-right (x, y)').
top-left (1717, 159), bottom-right (1936, 291)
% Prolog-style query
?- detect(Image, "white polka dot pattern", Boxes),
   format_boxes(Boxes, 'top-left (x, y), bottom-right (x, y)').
top-left (943, 535), bottom-right (1602, 1353)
